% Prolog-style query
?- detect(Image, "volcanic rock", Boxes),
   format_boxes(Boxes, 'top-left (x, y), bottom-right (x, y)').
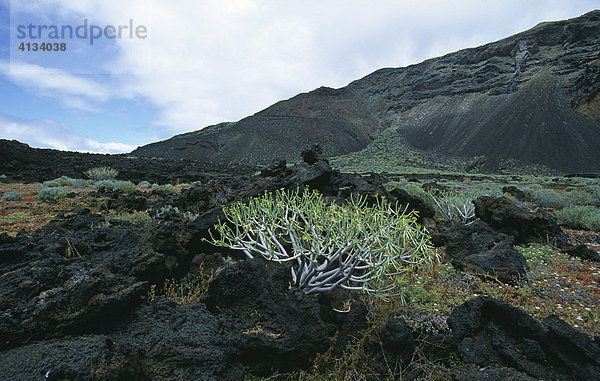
top-left (448, 296), bottom-right (600, 380)
top-left (203, 259), bottom-right (330, 375)
top-left (473, 196), bottom-right (568, 246)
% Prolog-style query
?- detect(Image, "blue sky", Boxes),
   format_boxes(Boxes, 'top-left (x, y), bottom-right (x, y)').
top-left (0, 0), bottom-right (598, 153)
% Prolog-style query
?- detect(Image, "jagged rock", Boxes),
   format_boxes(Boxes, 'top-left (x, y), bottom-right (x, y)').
top-left (0, 300), bottom-right (247, 380)
top-left (448, 296), bottom-right (600, 380)
top-left (442, 220), bottom-right (529, 284)
top-left (379, 316), bottom-right (415, 351)
top-left (563, 244), bottom-right (600, 262)
top-left (0, 209), bottom-right (199, 348)
top-left (316, 289), bottom-right (369, 356)
top-left (451, 366), bottom-right (538, 380)
top-left (389, 188), bottom-right (436, 221)
top-left (502, 185), bottom-right (532, 202)
top-left (203, 259), bottom-right (330, 375)
top-left (259, 159), bottom-right (290, 177)
top-left (301, 144), bottom-right (326, 165)
top-left (474, 196), bottom-right (568, 246)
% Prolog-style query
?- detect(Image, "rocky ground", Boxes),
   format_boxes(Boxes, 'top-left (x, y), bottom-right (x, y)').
top-left (0, 146), bottom-right (599, 380)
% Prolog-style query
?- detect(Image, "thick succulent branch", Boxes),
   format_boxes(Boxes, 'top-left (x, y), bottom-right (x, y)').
top-left (209, 188), bottom-right (438, 298)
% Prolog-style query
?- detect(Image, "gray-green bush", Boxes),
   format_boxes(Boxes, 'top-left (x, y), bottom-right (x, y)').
top-left (2, 191), bottom-right (22, 201)
top-left (138, 180), bottom-right (151, 189)
top-left (94, 180), bottom-right (137, 193)
top-left (37, 187), bottom-right (69, 201)
top-left (556, 206), bottom-right (600, 231)
top-left (43, 176), bottom-right (77, 188)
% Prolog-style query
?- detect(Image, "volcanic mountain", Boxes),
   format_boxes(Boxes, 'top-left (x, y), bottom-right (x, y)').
top-left (132, 10), bottom-right (600, 174)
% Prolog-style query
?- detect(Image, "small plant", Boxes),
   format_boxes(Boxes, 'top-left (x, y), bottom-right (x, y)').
top-left (154, 205), bottom-right (198, 222)
top-left (151, 184), bottom-right (175, 195)
top-left (210, 188), bottom-right (438, 298)
top-left (429, 190), bottom-right (475, 225)
top-left (138, 180), bottom-right (151, 189)
top-left (115, 180), bottom-right (137, 193)
top-left (528, 188), bottom-right (567, 208)
top-left (148, 265), bottom-right (214, 304)
top-left (2, 191), bottom-right (22, 201)
top-left (84, 166), bottom-right (119, 181)
top-left (107, 210), bottom-right (152, 225)
top-left (556, 206), bottom-right (600, 231)
top-left (42, 176), bottom-right (77, 188)
top-left (37, 187), bottom-right (69, 201)
top-left (94, 180), bottom-right (137, 193)
top-left (94, 180), bottom-right (118, 190)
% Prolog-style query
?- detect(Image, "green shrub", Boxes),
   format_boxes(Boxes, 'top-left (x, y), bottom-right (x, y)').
top-left (71, 179), bottom-right (94, 188)
top-left (154, 205), bottom-right (198, 222)
top-left (429, 190), bottom-right (478, 225)
top-left (556, 206), bottom-right (600, 231)
top-left (210, 188), bottom-right (438, 298)
top-left (2, 191), bottom-right (22, 201)
top-left (94, 180), bottom-right (137, 193)
top-left (43, 176), bottom-right (77, 188)
top-left (151, 184), bottom-right (175, 195)
top-left (115, 181), bottom-right (137, 193)
top-left (563, 190), bottom-right (595, 206)
top-left (94, 180), bottom-right (118, 190)
top-left (84, 166), bottom-right (119, 181)
top-left (37, 187), bottom-right (69, 201)
top-left (108, 210), bottom-right (152, 225)
top-left (138, 180), bottom-right (151, 189)
top-left (528, 188), bottom-right (567, 208)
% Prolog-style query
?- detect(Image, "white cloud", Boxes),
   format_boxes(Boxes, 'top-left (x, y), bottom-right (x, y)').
top-left (0, 113), bottom-right (137, 153)
top-left (0, 60), bottom-right (109, 110)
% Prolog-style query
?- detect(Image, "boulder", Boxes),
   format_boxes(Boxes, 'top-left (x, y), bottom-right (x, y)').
top-left (473, 196), bottom-right (568, 247)
top-left (389, 188), bottom-right (436, 222)
top-left (448, 296), bottom-right (600, 380)
top-left (563, 244), bottom-right (600, 262)
top-left (442, 220), bottom-right (529, 284)
top-left (203, 259), bottom-right (330, 375)
top-left (0, 300), bottom-right (247, 380)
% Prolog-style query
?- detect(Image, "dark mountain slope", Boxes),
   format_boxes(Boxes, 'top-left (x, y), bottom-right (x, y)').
top-left (134, 87), bottom-right (381, 164)
top-left (133, 10), bottom-right (600, 173)
top-left (400, 73), bottom-right (600, 171)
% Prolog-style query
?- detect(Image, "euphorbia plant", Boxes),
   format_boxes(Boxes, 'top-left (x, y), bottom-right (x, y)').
top-left (209, 188), bottom-right (438, 299)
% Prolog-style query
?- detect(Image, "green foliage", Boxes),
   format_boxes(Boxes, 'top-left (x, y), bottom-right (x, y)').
top-left (516, 244), bottom-right (555, 266)
top-left (0, 211), bottom-right (31, 223)
top-left (151, 184), bottom-right (175, 195)
top-left (154, 205), bottom-right (198, 222)
top-left (138, 180), bottom-right (151, 189)
top-left (94, 180), bottom-right (137, 193)
top-left (148, 266), bottom-right (213, 304)
top-left (429, 190), bottom-right (477, 225)
top-left (556, 206), bottom-right (600, 231)
top-left (210, 188), bottom-right (439, 298)
top-left (559, 185), bottom-right (600, 207)
top-left (43, 176), bottom-right (77, 188)
top-left (37, 187), bottom-right (69, 201)
top-left (84, 166), bottom-right (119, 181)
top-left (2, 191), bottom-right (22, 201)
top-left (527, 188), bottom-right (567, 208)
top-left (107, 210), bottom-right (152, 225)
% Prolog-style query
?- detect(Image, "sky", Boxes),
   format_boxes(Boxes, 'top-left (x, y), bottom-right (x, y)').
top-left (0, 0), bottom-right (598, 153)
